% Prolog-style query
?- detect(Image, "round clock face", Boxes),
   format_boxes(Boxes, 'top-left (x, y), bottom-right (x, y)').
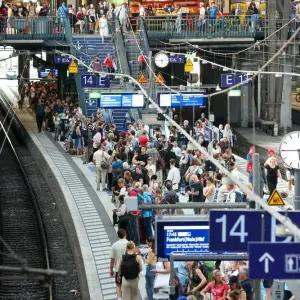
top-left (154, 52), bottom-right (169, 68)
top-left (279, 131), bottom-right (300, 169)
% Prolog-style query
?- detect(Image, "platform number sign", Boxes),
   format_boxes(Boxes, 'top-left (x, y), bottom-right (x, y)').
top-left (209, 210), bottom-right (263, 252)
top-left (216, 214), bottom-right (248, 243)
top-left (80, 74), bottom-right (110, 88)
top-left (82, 75), bottom-right (93, 85)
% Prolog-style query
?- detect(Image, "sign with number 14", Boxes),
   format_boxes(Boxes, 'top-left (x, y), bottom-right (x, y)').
top-left (209, 210), bottom-right (264, 252)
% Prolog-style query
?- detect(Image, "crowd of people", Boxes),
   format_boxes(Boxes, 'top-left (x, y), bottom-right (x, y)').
top-left (110, 229), bottom-right (260, 300)
top-left (1, 0), bottom-right (298, 37)
top-left (28, 74), bottom-right (295, 300)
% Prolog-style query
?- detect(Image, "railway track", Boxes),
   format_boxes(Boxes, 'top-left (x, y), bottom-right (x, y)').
top-left (0, 108), bottom-right (81, 299)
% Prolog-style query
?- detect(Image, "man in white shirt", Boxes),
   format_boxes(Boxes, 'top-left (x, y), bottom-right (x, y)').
top-left (110, 229), bottom-right (128, 300)
top-left (226, 183), bottom-right (237, 203)
top-left (172, 141), bottom-right (181, 158)
top-left (167, 159), bottom-right (181, 190)
top-left (93, 144), bottom-right (111, 191)
top-left (199, 2), bottom-right (206, 23)
top-left (139, 3), bottom-right (145, 17)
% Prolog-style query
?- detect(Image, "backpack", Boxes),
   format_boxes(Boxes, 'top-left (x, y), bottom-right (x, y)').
top-left (156, 153), bottom-right (165, 170)
top-left (121, 254), bottom-right (139, 280)
top-left (235, 191), bottom-right (246, 202)
top-left (100, 152), bottom-right (109, 170)
top-left (199, 261), bottom-right (215, 282)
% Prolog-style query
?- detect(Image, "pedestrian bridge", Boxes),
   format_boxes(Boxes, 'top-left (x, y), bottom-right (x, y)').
top-left (141, 16), bottom-right (295, 40)
top-left (0, 16), bottom-right (295, 42)
top-left (0, 17), bottom-right (65, 42)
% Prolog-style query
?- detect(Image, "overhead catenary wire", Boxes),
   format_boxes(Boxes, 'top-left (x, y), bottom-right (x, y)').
top-left (113, 19), bottom-right (300, 101)
top-left (156, 18), bottom-right (296, 56)
top-left (55, 27), bottom-right (300, 239)
top-left (162, 49), bottom-right (300, 81)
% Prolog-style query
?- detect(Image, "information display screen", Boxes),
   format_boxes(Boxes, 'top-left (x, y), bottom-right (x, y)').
top-left (100, 94), bottom-right (122, 107)
top-left (158, 92), bottom-right (206, 108)
top-left (156, 219), bottom-right (210, 260)
top-left (98, 93), bottom-right (144, 108)
top-left (38, 68), bottom-right (58, 78)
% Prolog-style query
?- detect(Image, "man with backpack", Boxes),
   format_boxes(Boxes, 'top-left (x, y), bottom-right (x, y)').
top-left (110, 229), bottom-right (128, 300)
top-left (226, 182), bottom-right (246, 203)
top-left (117, 241), bottom-right (143, 300)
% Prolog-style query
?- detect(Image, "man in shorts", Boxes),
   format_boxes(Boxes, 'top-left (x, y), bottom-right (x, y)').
top-left (110, 229), bottom-right (128, 300)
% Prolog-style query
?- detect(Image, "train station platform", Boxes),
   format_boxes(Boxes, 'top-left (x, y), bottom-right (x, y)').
top-left (8, 107), bottom-right (149, 300)
top-left (0, 101), bottom-right (294, 299)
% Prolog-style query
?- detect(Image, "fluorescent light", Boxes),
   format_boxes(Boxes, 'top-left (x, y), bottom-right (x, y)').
top-left (228, 90), bottom-right (241, 97)
top-left (215, 84), bottom-right (221, 91)
top-left (223, 67), bottom-right (229, 71)
top-left (275, 73), bottom-right (282, 77)
top-left (202, 60), bottom-right (208, 64)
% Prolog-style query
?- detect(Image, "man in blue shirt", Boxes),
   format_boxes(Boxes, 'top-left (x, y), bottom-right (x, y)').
top-left (208, 2), bottom-right (221, 19)
top-left (57, 2), bottom-right (68, 29)
top-left (138, 185), bottom-right (153, 240)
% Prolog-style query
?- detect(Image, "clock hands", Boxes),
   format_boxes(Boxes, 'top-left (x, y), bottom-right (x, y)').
top-left (281, 149), bottom-right (300, 160)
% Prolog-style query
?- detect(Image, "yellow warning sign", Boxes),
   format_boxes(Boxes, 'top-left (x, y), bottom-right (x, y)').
top-left (154, 72), bottom-right (165, 84)
top-left (184, 58), bottom-right (193, 73)
top-left (68, 60), bottom-right (78, 73)
top-left (268, 189), bottom-right (285, 206)
top-left (47, 71), bottom-right (53, 79)
top-left (138, 73), bottom-right (148, 84)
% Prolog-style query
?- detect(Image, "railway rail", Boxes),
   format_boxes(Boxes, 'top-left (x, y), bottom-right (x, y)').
top-left (0, 107), bottom-right (80, 299)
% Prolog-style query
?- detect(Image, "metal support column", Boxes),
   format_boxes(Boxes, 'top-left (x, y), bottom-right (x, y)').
top-left (294, 169), bottom-right (300, 210)
top-left (252, 152), bottom-right (261, 299)
top-left (227, 94), bottom-right (230, 124)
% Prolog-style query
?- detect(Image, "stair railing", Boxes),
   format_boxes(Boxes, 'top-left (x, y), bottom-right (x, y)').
top-left (137, 17), bottom-right (150, 58)
top-left (64, 18), bottom-right (86, 115)
top-left (114, 18), bottom-right (131, 81)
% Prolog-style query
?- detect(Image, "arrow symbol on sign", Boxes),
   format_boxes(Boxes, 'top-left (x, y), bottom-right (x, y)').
top-left (75, 41), bottom-right (83, 50)
top-left (86, 99), bottom-right (95, 106)
top-left (258, 252), bottom-right (275, 273)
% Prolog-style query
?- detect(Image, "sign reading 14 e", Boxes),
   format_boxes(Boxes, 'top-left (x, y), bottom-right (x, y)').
top-left (80, 74), bottom-right (110, 88)
top-left (209, 210), bottom-right (300, 252)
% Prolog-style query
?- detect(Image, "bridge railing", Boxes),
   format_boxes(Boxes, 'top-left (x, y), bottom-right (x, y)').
top-left (143, 15), bottom-right (261, 38)
top-left (0, 16), bottom-right (66, 39)
top-left (143, 16), bottom-right (300, 39)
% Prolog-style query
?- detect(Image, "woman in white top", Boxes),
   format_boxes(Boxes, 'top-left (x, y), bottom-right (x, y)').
top-left (201, 177), bottom-right (216, 214)
top-left (99, 14), bottom-right (109, 43)
top-left (27, 0), bottom-right (36, 33)
top-left (175, 5), bottom-right (182, 32)
top-left (145, 158), bottom-right (156, 179)
top-left (35, 1), bottom-right (41, 15)
top-left (88, 4), bottom-right (96, 33)
top-left (222, 123), bottom-right (233, 147)
top-left (7, 3), bottom-right (14, 34)
top-left (53, 112), bottom-right (61, 142)
top-left (184, 158), bottom-right (201, 183)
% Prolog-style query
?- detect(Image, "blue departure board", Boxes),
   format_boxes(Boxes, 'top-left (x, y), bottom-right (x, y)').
top-left (158, 92), bottom-right (206, 108)
top-left (156, 219), bottom-right (210, 260)
top-left (98, 93), bottom-right (144, 108)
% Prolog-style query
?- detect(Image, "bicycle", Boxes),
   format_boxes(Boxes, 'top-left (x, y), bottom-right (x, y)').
top-left (296, 87), bottom-right (300, 102)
